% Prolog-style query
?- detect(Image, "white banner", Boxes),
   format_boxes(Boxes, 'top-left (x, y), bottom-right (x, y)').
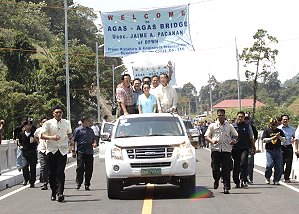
top-left (132, 64), bottom-right (176, 86)
top-left (101, 5), bottom-right (193, 57)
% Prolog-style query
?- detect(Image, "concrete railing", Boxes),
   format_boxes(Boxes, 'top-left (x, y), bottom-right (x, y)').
top-left (0, 140), bottom-right (18, 174)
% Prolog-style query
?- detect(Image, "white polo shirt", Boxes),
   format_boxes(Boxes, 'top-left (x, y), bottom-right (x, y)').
top-left (42, 118), bottom-right (72, 155)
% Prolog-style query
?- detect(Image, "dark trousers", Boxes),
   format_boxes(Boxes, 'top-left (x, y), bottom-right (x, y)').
top-left (22, 150), bottom-right (37, 185)
top-left (232, 148), bottom-right (249, 184)
top-left (39, 151), bottom-right (49, 184)
top-left (281, 145), bottom-right (293, 180)
top-left (48, 150), bottom-right (67, 195)
top-left (76, 152), bottom-right (94, 187)
top-left (247, 148), bottom-right (255, 182)
top-left (211, 151), bottom-right (232, 189)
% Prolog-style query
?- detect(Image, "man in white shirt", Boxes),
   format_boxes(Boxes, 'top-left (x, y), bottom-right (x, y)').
top-left (41, 106), bottom-right (73, 202)
top-left (34, 116), bottom-right (49, 190)
top-left (155, 73), bottom-right (178, 113)
top-left (91, 122), bottom-right (100, 146)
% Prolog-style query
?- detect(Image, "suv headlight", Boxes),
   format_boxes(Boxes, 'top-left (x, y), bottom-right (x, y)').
top-left (177, 142), bottom-right (193, 159)
top-left (111, 146), bottom-right (123, 160)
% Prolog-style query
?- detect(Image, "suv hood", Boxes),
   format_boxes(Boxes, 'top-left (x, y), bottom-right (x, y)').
top-left (113, 136), bottom-right (189, 148)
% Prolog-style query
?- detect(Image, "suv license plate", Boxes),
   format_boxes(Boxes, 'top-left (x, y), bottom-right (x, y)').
top-left (141, 168), bottom-right (161, 176)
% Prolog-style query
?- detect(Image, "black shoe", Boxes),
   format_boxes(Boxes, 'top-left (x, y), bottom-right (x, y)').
top-left (224, 188), bottom-right (230, 194)
top-left (85, 186), bottom-right (90, 191)
top-left (214, 180), bottom-right (219, 189)
top-left (51, 194), bottom-right (56, 201)
top-left (29, 183), bottom-right (35, 188)
top-left (241, 181), bottom-right (248, 188)
top-left (23, 181), bottom-right (28, 186)
top-left (235, 183), bottom-right (240, 188)
top-left (57, 194), bottom-right (64, 202)
top-left (76, 185), bottom-right (81, 190)
top-left (41, 184), bottom-right (48, 190)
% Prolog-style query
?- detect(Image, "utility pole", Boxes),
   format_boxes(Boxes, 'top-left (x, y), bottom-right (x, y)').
top-left (235, 37), bottom-right (242, 111)
top-left (208, 73), bottom-right (213, 115)
top-left (64, 0), bottom-right (70, 121)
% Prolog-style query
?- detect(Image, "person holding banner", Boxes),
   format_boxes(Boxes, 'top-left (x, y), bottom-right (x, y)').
top-left (116, 74), bottom-right (134, 115)
top-left (137, 83), bottom-right (157, 114)
top-left (155, 73), bottom-right (178, 113)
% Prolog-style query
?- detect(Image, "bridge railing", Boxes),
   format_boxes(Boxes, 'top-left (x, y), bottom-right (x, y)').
top-left (0, 140), bottom-right (18, 174)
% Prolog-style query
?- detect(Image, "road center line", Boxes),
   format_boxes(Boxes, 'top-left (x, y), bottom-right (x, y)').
top-left (142, 184), bottom-right (154, 214)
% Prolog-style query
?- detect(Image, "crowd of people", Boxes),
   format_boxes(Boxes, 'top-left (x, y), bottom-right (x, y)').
top-left (1, 60), bottom-right (299, 199)
top-left (204, 109), bottom-right (299, 194)
top-left (10, 106), bottom-right (100, 203)
top-left (115, 61), bottom-right (178, 115)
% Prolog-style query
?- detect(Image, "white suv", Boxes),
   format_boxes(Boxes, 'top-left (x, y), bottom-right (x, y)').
top-left (105, 113), bottom-right (196, 199)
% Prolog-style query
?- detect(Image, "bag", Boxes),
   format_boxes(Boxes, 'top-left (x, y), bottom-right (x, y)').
top-left (16, 147), bottom-right (27, 171)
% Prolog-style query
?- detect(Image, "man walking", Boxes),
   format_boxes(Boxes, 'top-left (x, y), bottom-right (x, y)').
top-left (232, 111), bottom-right (255, 188)
top-left (41, 106), bottom-right (73, 202)
top-left (34, 116), bottom-right (49, 190)
top-left (277, 114), bottom-right (296, 183)
top-left (72, 116), bottom-right (97, 191)
top-left (205, 109), bottom-right (238, 194)
top-left (262, 118), bottom-right (286, 185)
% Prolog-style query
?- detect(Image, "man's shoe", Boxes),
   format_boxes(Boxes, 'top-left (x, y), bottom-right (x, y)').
top-left (41, 184), bottom-right (48, 190)
top-left (285, 179), bottom-right (291, 183)
top-left (273, 181), bottom-right (280, 185)
top-left (51, 194), bottom-right (56, 201)
top-left (213, 180), bottom-right (219, 189)
top-left (85, 186), bottom-right (90, 191)
top-left (241, 181), bottom-right (248, 188)
top-left (22, 181), bottom-right (28, 186)
top-left (235, 183), bottom-right (240, 188)
top-left (265, 179), bottom-right (270, 184)
top-left (57, 194), bottom-right (65, 202)
top-left (223, 188), bottom-right (230, 194)
top-left (76, 185), bottom-right (81, 190)
top-left (248, 180), bottom-right (253, 185)
top-left (29, 183), bottom-right (35, 188)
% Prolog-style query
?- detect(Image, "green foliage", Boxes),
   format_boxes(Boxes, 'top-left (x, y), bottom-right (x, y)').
top-left (239, 29), bottom-right (278, 119)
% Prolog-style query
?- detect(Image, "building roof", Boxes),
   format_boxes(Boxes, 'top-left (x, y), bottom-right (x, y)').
top-left (213, 99), bottom-right (266, 109)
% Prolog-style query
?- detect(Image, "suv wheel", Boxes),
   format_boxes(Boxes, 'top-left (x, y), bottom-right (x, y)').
top-left (107, 177), bottom-right (123, 199)
top-left (180, 175), bottom-right (196, 197)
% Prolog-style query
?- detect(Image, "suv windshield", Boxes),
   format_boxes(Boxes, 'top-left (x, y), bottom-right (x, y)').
top-left (115, 116), bottom-right (184, 138)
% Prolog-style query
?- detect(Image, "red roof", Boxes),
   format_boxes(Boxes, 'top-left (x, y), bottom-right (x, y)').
top-left (213, 99), bottom-right (266, 109)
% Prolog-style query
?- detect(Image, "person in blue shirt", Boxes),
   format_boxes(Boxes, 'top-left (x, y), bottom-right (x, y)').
top-left (277, 114), bottom-right (296, 183)
top-left (137, 82), bottom-right (157, 113)
top-left (72, 116), bottom-right (97, 190)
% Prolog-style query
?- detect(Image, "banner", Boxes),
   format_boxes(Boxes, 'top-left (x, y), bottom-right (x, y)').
top-left (132, 64), bottom-right (176, 85)
top-left (101, 5), bottom-right (193, 57)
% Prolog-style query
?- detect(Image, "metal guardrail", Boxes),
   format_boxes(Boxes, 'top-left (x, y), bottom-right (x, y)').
top-left (0, 140), bottom-right (18, 174)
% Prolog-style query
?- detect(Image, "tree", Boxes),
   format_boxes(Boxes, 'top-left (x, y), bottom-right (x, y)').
top-left (239, 29), bottom-right (278, 120)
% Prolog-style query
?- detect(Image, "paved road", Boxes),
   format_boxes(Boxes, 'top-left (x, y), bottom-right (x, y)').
top-left (0, 147), bottom-right (298, 214)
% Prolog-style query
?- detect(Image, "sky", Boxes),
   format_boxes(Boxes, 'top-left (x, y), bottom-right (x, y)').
top-left (76, 0), bottom-right (299, 92)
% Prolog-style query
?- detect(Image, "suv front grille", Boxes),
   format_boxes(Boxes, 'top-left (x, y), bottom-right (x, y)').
top-left (130, 162), bottom-right (171, 168)
top-left (127, 147), bottom-right (174, 159)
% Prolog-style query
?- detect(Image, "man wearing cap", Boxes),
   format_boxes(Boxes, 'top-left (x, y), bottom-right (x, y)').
top-left (262, 118), bottom-right (286, 185)
top-left (277, 114), bottom-right (297, 183)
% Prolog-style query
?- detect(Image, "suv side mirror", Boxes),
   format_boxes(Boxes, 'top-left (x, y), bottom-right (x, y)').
top-left (101, 133), bottom-right (111, 142)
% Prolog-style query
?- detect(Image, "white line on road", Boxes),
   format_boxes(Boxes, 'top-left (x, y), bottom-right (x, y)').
top-left (0, 153), bottom-right (99, 201)
top-left (203, 147), bottom-right (299, 193)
